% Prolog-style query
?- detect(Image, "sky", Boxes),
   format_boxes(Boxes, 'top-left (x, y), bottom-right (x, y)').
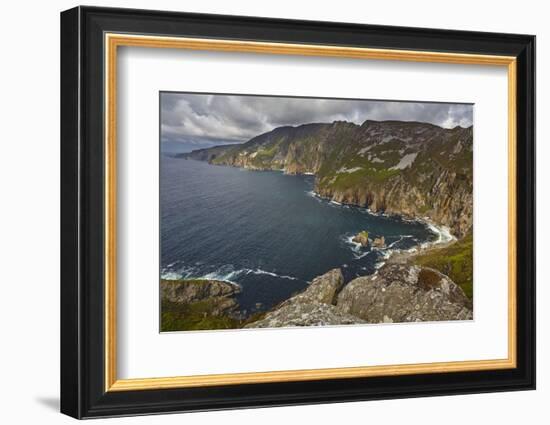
top-left (161, 92), bottom-right (473, 149)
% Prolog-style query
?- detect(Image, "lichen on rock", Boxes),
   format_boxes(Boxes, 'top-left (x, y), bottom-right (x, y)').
top-left (336, 264), bottom-right (472, 323)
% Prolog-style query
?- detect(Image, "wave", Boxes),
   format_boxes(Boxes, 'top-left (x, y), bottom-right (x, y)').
top-left (386, 234), bottom-right (415, 249)
top-left (305, 190), bottom-right (319, 198)
top-left (342, 234), bottom-right (364, 254)
top-left (424, 221), bottom-right (456, 245)
top-left (369, 222), bottom-right (455, 270)
top-left (202, 268), bottom-right (245, 282)
top-left (242, 268), bottom-right (299, 281)
top-left (161, 264), bottom-right (299, 283)
top-left (374, 247), bottom-right (397, 269)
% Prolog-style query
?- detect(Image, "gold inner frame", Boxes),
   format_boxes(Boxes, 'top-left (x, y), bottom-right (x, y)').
top-left (104, 33), bottom-right (517, 392)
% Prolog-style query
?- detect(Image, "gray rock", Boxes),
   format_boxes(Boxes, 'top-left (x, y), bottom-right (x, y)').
top-left (245, 303), bottom-right (366, 328)
top-left (160, 279), bottom-right (240, 304)
top-left (336, 264), bottom-right (472, 323)
top-left (245, 268), bottom-right (365, 328)
top-left (291, 268), bottom-right (344, 305)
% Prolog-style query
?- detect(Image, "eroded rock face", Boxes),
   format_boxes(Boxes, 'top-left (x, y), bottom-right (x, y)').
top-left (246, 268), bottom-right (365, 328)
top-left (336, 264), bottom-right (472, 323)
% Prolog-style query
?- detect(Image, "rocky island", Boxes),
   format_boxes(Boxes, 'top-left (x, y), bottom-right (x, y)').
top-left (352, 231), bottom-right (370, 247)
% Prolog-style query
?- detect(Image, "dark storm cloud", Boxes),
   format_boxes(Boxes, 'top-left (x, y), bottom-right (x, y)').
top-left (160, 92), bottom-right (473, 146)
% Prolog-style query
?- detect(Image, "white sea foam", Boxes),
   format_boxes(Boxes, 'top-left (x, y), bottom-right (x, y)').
top-left (424, 220), bottom-right (456, 245)
top-left (202, 269), bottom-right (244, 282)
top-left (242, 268), bottom-right (298, 281)
top-left (161, 264), bottom-right (298, 284)
top-left (343, 235), bottom-right (364, 253)
top-left (161, 272), bottom-right (184, 280)
top-left (387, 235), bottom-right (414, 249)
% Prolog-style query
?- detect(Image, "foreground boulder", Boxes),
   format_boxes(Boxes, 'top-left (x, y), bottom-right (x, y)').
top-left (336, 264), bottom-right (472, 323)
top-left (245, 269), bottom-right (365, 328)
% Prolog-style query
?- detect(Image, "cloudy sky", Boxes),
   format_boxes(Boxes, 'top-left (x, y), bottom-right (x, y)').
top-left (161, 92), bottom-right (473, 148)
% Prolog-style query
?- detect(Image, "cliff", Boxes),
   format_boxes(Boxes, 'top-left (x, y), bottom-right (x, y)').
top-left (183, 120), bottom-right (473, 237)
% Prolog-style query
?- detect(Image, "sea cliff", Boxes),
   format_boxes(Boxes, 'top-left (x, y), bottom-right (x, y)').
top-left (183, 120), bottom-right (473, 237)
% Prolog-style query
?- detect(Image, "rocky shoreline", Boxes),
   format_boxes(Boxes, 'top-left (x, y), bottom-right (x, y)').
top-left (246, 263), bottom-right (472, 328)
top-left (161, 229), bottom-right (473, 331)
top-left (160, 186), bottom-right (472, 331)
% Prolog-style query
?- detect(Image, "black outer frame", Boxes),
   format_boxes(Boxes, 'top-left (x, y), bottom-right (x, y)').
top-left (60, 6), bottom-right (536, 419)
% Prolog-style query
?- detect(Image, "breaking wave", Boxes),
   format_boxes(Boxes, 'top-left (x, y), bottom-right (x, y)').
top-left (161, 263), bottom-right (299, 284)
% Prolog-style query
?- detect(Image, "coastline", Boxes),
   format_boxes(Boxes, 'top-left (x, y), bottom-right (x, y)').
top-left (164, 163), bottom-right (460, 286)
top-left (161, 161), bottom-right (472, 330)
top-left (306, 188), bottom-right (458, 271)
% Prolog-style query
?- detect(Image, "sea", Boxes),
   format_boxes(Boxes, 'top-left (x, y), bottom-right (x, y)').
top-left (160, 148), bottom-right (441, 316)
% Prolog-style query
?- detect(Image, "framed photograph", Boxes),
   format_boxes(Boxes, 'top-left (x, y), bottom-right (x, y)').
top-left (60, 6), bottom-right (535, 419)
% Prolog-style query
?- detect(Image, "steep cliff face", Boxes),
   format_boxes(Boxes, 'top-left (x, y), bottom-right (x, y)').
top-left (183, 120), bottom-right (473, 237)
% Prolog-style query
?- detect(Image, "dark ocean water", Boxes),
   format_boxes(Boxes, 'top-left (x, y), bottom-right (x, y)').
top-left (160, 155), bottom-right (436, 315)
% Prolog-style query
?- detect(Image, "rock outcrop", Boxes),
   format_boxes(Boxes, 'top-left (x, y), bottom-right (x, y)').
top-left (246, 265), bottom-right (472, 328)
top-left (183, 120), bottom-right (473, 237)
top-left (372, 236), bottom-right (386, 248)
top-left (352, 231), bottom-right (369, 247)
top-left (245, 269), bottom-right (366, 328)
top-left (336, 264), bottom-right (472, 322)
top-left (160, 279), bottom-right (240, 316)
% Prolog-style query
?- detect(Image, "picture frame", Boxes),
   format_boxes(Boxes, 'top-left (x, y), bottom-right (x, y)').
top-left (60, 5), bottom-right (535, 419)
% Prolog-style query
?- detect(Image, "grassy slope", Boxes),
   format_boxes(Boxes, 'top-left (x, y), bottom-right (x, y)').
top-left (414, 232), bottom-right (473, 300)
top-left (161, 299), bottom-right (241, 332)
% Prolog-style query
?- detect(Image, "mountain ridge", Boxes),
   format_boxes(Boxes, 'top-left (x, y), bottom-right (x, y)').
top-left (182, 119), bottom-right (473, 237)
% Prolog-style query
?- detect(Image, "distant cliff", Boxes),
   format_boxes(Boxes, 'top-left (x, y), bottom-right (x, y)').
top-left (183, 120), bottom-right (473, 237)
